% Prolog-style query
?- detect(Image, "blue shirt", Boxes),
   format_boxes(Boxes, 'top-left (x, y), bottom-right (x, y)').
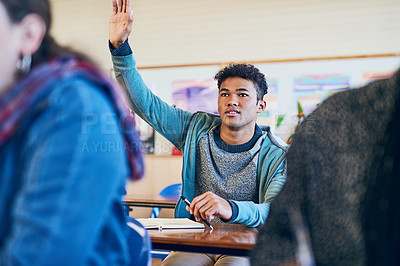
top-left (0, 76), bottom-right (132, 265)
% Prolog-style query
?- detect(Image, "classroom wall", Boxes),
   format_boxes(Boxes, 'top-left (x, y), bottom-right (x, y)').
top-left (50, 0), bottom-right (400, 69)
top-left (125, 155), bottom-right (182, 218)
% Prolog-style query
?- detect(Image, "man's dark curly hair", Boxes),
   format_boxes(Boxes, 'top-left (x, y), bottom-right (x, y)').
top-left (214, 63), bottom-right (268, 101)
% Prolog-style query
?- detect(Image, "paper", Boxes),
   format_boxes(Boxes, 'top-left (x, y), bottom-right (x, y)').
top-left (136, 218), bottom-right (205, 230)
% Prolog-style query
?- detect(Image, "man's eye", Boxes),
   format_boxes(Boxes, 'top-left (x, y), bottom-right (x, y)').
top-left (220, 93), bottom-right (228, 97)
top-left (239, 93), bottom-right (248, 97)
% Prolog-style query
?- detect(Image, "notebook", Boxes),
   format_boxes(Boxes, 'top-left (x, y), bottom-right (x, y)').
top-left (136, 218), bottom-right (205, 230)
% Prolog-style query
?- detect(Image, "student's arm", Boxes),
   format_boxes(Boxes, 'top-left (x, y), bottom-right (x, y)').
top-left (112, 54), bottom-right (194, 148)
top-left (109, 0), bottom-right (193, 148)
top-left (187, 158), bottom-right (286, 228)
top-left (187, 193), bottom-right (271, 228)
top-left (0, 80), bottom-right (129, 265)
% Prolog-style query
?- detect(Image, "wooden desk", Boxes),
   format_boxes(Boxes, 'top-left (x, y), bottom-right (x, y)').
top-left (122, 197), bottom-right (177, 216)
top-left (148, 223), bottom-right (258, 256)
top-left (123, 197), bottom-right (176, 209)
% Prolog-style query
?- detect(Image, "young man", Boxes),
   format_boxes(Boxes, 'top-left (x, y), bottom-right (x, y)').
top-left (109, 0), bottom-right (287, 264)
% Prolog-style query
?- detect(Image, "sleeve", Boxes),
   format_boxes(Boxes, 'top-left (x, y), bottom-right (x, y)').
top-left (109, 39), bottom-right (132, 56)
top-left (0, 79), bottom-right (130, 265)
top-left (111, 53), bottom-right (195, 150)
top-left (220, 200), bottom-right (239, 223)
top-left (229, 201), bottom-right (270, 228)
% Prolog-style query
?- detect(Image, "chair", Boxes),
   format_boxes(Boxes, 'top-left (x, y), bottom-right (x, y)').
top-left (150, 183), bottom-right (181, 218)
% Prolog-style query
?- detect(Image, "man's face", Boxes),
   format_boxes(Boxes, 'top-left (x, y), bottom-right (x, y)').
top-left (217, 77), bottom-right (265, 133)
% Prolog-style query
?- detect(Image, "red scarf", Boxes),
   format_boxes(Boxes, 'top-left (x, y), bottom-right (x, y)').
top-left (0, 56), bottom-right (144, 181)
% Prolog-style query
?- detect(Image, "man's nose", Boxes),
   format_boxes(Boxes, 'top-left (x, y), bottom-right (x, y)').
top-left (227, 96), bottom-right (238, 106)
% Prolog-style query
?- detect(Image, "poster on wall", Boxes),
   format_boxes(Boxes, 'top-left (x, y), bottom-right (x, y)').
top-left (361, 70), bottom-right (397, 85)
top-left (293, 74), bottom-right (350, 115)
top-left (172, 79), bottom-right (218, 113)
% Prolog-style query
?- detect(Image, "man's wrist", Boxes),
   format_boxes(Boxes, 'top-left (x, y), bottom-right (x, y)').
top-left (110, 40), bottom-right (124, 49)
top-left (221, 200), bottom-right (238, 223)
top-left (109, 39), bottom-right (132, 56)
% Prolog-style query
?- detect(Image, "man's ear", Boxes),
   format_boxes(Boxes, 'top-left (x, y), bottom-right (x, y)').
top-left (18, 14), bottom-right (46, 56)
top-left (257, 99), bottom-right (267, 113)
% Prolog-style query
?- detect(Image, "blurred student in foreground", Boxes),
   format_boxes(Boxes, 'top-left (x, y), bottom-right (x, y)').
top-left (0, 0), bottom-right (149, 265)
top-left (251, 69), bottom-right (400, 265)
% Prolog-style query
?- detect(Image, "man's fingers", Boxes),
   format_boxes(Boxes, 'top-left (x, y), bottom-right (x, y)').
top-left (199, 202), bottom-right (215, 221)
top-left (111, 0), bottom-right (117, 15)
top-left (191, 192), bottom-right (211, 206)
top-left (118, 0), bottom-right (122, 12)
top-left (192, 199), bottom-right (208, 221)
top-left (191, 192), bottom-right (221, 221)
top-left (122, 0), bottom-right (130, 13)
top-left (121, 0), bottom-right (126, 13)
top-left (121, 0), bottom-right (131, 13)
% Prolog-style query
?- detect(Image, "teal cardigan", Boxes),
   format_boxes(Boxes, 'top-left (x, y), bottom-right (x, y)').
top-left (112, 54), bottom-right (288, 227)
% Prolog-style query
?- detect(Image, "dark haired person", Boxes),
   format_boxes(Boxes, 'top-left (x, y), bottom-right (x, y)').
top-left (109, 0), bottom-right (287, 265)
top-left (0, 0), bottom-right (149, 265)
top-left (251, 70), bottom-right (400, 265)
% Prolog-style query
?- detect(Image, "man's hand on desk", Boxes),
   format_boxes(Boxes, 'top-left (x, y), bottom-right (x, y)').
top-left (187, 191), bottom-right (232, 222)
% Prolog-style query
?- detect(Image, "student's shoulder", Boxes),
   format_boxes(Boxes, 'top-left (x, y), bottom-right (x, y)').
top-left (191, 111), bottom-right (221, 125)
top-left (259, 125), bottom-right (288, 152)
top-left (48, 76), bottom-right (114, 114)
top-left (185, 111), bottom-right (221, 137)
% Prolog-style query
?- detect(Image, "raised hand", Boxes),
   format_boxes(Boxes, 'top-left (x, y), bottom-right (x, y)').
top-left (109, 0), bottom-right (133, 48)
top-left (186, 191), bottom-right (233, 222)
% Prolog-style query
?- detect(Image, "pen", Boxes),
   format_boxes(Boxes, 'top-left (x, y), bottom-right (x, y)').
top-left (180, 195), bottom-right (214, 230)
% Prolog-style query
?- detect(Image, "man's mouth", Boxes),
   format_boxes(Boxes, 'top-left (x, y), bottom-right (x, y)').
top-left (225, 109), bottom-right (240, 115)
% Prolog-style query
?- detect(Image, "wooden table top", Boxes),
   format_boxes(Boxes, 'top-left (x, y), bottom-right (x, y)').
top-left (123, 196), bottom-right (177, 208)
top-left (147, 223), bottom-right (258, 256)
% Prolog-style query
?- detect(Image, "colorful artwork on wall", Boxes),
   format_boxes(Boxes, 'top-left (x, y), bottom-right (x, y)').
top-left (172, 79), bottom-right (218, 114)
top-left (293, 74), bottom-right (350, 115)
top-left (362, 70), bottom-right (397, 85)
